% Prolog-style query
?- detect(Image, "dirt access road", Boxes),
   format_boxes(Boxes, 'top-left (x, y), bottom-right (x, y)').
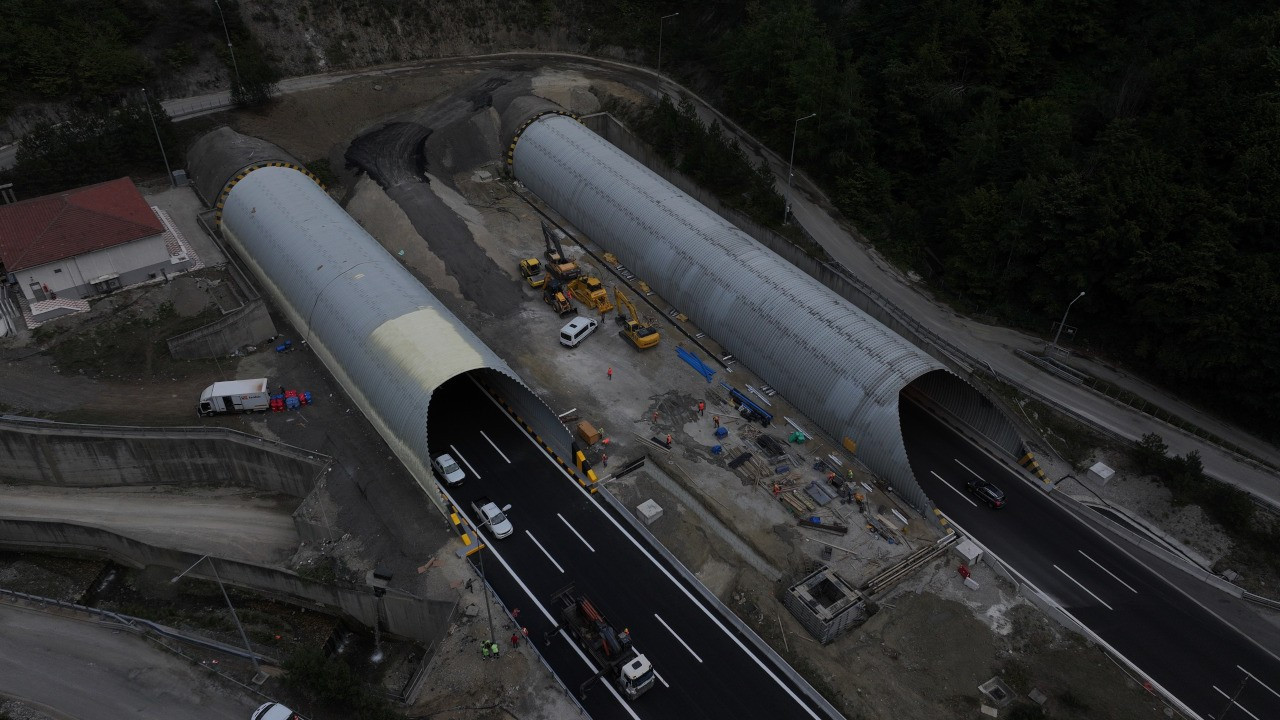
top-left (0, 602), bottom-right (260, 719)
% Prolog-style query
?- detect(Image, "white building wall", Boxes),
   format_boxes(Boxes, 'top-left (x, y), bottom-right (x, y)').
top-left (18, 234), bottom-right (169, 300)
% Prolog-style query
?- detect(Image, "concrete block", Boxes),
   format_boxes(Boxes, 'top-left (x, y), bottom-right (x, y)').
top-left (954, 538), bottom-right (983, 565)
top-left (964, 576), bottom-right (980, 591)
top-left (980, 706), bottom-right (998, 717)
top-left (1087, 461), bottom-right (1115, 485)
top-left (636, 499), bottom-right (663, 526)
top-left (1029, 688), bottom-right (1048, 705)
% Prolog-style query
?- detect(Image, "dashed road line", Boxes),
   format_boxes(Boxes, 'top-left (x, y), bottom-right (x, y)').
top-left (655, 613), bottom-right (702, 663)
top-left (558, 513), bottom-right (595, 552)
top-left (526, 530), bottom-right (564, 574)
top-left (1079, 550), bottom-right (1138, 593)
top-left (1054, 564), bottom-right (1113, 611)
top-left (449, 444), bottom-right (481, 480)
top-left (481, 430), bottom-right (510, 463)
top-left (931, 470), bottom-right (978, 507)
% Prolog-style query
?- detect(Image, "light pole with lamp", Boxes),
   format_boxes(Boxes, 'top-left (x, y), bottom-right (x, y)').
top-left (212, 0), bottom-right (244, 99)
top-left (1051, 290), bottom-right (1086, 350)
top-left (783, 112), bottom-right (817, 225)
top-left (170, 554), bottom-right (259, 673)
top-left (140, 88), bottom-right (173, 187)
top-left (658, 13), bottom-right (679, 77)
top-left (469, 505), bottom-right (512, 649)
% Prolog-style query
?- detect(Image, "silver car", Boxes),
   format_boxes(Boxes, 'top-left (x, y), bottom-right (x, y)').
top-left (432, 453), bottom-right (466, 485)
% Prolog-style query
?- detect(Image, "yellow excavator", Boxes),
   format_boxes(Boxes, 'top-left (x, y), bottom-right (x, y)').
top-left (614, 286), bottom-right (660, 349)
top-left (542, 221), bottom-right (581, 283)
top-left (568, 276), bottom-right (614, 314)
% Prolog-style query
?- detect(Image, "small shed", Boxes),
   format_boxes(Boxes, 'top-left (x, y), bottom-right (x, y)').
top-left (1087, 461), bottom-right (1115, 486)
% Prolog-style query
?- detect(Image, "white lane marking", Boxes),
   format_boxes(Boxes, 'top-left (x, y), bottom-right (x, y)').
top-left (655, 613), bottom-right (703, 663)
top-left (1213, 685), bottom-right (1261, 720)
top-left (449, 444), bottom-right (481, 479)
top-left (476, 386), bottom-right (826, 720)
top-left (441, 488), bottom-right (640, 720)
top-left (1054, 564), bottom-right (1113, 611)
top-left (655, 670), bottom-right (669, 688)
top-left (931, 471), bottom-right (978, 507)
top-left (525, 530), bottom-right (564, 574)
top-left (558, 513), bottom-right (596, 552)
top-left (1078, 550), bottom-right (1138, 594)
top-left (481, 430), bottom-right (511, 463)
top-left (1238, 665), bottom-right (1280, 700)
top-left (954, 458), bottom-right (985, 481)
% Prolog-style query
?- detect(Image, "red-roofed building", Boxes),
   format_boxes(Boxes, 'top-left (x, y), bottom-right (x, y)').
top-left (0, 177), bottom-right (183, 302)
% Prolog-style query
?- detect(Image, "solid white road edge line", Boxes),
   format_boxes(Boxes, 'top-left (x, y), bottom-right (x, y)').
top-left (1212, 685), bottom-right (1261, 720)
top-left (449, 444), bottom-right (482, 480)
top-left (931, 470), bottom-right (978, 508)
top-left (1078, 550), bottom-right (1138, 593)
top-left (526, 530), bottom-right (565, 574)
top-left (1053, 564), bottom-right (1114, 611)
top-left (1238, 665), bottom-right (1280, 700)
top-left (481, 430), bottom-right (511, 463)
top-left (472, 381), bottom-right (827, 720)
top-left (654, 613), bottom-right (703, 663)
top-left (440, 485), bottom-right (640, 720)
top-left (559, 513), bottom-right (596, 552)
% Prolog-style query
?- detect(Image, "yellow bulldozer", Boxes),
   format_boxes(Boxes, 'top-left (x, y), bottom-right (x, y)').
top-left (568, 276), bottom-right (614, 314)
top-left (614, 286), bottom-right (660, 350)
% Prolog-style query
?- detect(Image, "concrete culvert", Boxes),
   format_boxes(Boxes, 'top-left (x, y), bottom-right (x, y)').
top-left (185, 127), bottom-right (573, 513)
top-left (505, 110), bottom-right (1025, 515)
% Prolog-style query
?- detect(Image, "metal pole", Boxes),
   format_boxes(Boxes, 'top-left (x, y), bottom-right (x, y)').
top-left (212, 0), bottom-right (243, 98)
top-left (658, 13), bottom-right (679, 77)
top-left (170, 555), bottom-right (259, 671)
top-left (783, 112), bottom-right (817, 225)
top-left (208, 559), bottom-right (261, 672)
top-left (478, 542), bottom-right (495, 646)
top-left (1051, 291), bottom-right (1086, 348)
top-left (140, 88), bottom-right (173, 187)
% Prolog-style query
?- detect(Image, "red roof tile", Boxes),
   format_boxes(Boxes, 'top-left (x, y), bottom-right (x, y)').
top-left (0, 177), bottom-right (165, 273)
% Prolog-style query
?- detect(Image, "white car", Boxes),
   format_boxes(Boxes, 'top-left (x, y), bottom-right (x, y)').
top-left (473, 496), bottom-right (513, 539)
top-left (432, 453), bottom-right (466, 485)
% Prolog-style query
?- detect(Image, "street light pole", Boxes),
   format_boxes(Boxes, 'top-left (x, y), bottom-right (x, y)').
top-left (212, 0), bottom-right (243, 99)
top-left (171, 555), bottom-right (259, 672)
top-left (658, 13), bottom-right (679, 77)
top-left (1051, 290), bottom-right (1086, 349)
top-left (140, 88), bottom-right (172, 187)
top-left (783, 112), bottom-right (817, 225)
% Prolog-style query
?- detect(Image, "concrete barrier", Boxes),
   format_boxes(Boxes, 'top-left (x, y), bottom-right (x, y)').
top-left (0, 416), bottom-right (324, 497)
top-left (167, 298), bottom-right (277, 359)
top-left (0, 517), bottom-right (454, 647)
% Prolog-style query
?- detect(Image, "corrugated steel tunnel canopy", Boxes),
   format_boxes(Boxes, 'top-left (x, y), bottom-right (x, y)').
top-left (185, 128), bottom-right (571, 505)
top-left (510, 112), bottom-right (1022, 514)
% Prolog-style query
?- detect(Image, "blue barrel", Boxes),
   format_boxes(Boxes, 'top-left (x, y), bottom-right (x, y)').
top-left (714, 426), bottom-right (728, 438)
top-left (711, 445), bottom-right (723, 455)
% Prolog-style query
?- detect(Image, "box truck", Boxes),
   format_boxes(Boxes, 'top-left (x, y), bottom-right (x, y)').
top-left (197, 378), bottom-right (271, 416)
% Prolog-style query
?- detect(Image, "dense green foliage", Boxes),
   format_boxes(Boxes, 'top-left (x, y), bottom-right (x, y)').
top-left (282, 650), bottom-right (400, 720)
top-left (605, 0), bottom-right (1280, 439)
top-left (633, 96), bottom-right (782, 230)
top-left (11, 95), bottom-right (178, 197)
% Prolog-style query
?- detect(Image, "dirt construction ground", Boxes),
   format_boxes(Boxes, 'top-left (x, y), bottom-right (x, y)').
top-left (0, 61), bottom-right (1182, 720)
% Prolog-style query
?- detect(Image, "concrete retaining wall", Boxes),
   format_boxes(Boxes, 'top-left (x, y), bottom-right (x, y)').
top-left (167, 298), bottom-right (277, 359)
top-left (0, 517), bottom-right (454, 647)
top-left (0, 416), bottom-right (324, 497)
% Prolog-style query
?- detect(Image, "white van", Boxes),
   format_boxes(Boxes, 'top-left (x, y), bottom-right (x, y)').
top-left (559, 317), bottom-right (599, 347)
top-left (251, 703), bottom-right (297, 720)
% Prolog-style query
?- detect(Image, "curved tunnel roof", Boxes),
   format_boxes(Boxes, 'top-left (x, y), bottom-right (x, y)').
top-left (186, 129), bottom-right (568, 502)
top-left (511, 113), bottom-right (952, 511)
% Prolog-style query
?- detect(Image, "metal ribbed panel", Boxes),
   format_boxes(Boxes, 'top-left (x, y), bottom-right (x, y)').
top-left (512, 114), bottom-right (945, 512)
top-left (218, 165), bottom-right (560, 501)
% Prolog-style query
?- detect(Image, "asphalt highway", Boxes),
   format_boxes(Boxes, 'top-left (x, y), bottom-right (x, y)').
top-left (428, 378), bottom-right (840, 720)
top-left (900, 400), bottom-right (1280, 720)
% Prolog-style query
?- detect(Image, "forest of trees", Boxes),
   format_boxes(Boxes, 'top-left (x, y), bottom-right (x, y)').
top-left (599, 0), bottom-right (1280, 440)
